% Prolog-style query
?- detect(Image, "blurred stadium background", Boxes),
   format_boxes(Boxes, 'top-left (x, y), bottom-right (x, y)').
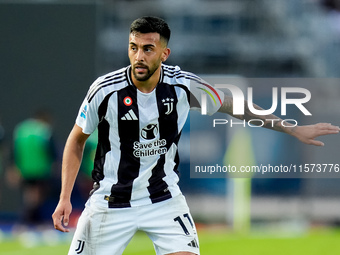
top-left (1, 0), bottom-right (340, 254)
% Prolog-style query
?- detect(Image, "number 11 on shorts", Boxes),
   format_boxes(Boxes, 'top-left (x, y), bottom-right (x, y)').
top-left (174, 213), bottom-right (195, 235)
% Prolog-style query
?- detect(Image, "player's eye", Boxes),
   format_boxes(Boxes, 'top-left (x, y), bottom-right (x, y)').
top-left (145, 47), bottom-right (153, 52)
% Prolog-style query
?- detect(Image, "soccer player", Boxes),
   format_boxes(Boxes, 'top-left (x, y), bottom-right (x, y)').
top-left (13, 110), bottom-right (57, 224)
top-left (52, 16), bottom-right (339, 255)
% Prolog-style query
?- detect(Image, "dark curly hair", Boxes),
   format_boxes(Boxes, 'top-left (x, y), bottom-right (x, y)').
top-left (130, 16), bottom-right (171, 46)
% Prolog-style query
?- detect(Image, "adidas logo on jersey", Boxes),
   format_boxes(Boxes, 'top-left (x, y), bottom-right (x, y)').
top-left (121, 109), bottom-right (138, 120)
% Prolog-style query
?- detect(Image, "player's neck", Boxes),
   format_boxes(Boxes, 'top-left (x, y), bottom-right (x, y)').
top-left (131, 66), bottom-right (161, 94)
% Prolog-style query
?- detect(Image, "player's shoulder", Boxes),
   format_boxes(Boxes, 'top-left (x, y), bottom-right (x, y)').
top-left (86, 67), bottom-right (129, 102)
top-left (162, 64), bottom-right (204, 86)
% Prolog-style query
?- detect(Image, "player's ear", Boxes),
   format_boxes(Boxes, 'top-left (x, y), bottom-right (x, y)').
top-left (161, 48), bottom-right (171, 62)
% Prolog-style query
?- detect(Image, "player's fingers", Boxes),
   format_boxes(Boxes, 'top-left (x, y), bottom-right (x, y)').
top-left (316, 129), bottom-right (339, 136)
top-left (316, 123), bottom-right (340, 131)
top-left (52, 211), bottom-right (69, 233)
top-left (55, 219), bottom-right (70, 233)
top-left (63, 213), bottom-right (70, 227)
top-left (313, 123), bottom-right (339, 136)
top-left (53, 216), bottom-right (65, 232)
top-left (308, 139), bottom-right (324, 147)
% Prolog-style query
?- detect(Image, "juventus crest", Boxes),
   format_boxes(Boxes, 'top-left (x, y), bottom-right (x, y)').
top-left (162, 98), bottom-right (174, 115)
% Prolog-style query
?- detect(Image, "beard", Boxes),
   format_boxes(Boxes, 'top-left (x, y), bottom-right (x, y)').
top-left (132, 62), bottom-right (160, 82)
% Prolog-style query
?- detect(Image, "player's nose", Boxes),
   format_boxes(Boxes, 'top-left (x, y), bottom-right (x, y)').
top-left (135, 49), bottom-right (145, 62)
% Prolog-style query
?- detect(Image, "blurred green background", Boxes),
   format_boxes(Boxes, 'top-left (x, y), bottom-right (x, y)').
top-left (2, 228), bottom-right (340, 255)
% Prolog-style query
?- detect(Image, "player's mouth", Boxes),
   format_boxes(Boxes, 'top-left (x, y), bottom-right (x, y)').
top-left (134, 63), bottom-right (148, 73)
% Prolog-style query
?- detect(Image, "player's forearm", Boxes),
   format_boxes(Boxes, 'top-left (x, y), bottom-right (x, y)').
top-left (218, 96), bottom-right (297, 134)
top-left (59, 127), bottom-right (88, 201)
top-left (59, 143), bottom-right (84, 201)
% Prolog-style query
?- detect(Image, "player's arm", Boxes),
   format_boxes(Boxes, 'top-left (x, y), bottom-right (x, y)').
top-left (218, 95), bottom-right (340, 146)
top-left (52, 124), bottom-right (90, 232)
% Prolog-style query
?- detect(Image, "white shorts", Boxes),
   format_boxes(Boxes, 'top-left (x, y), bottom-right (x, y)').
top-left (68, 194), bottom-right (200, 255)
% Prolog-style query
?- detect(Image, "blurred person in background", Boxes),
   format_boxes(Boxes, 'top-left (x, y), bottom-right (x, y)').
top-left (0, 117), bottom-right (5, 202)
top-left (0, 117), bottom-right (5, 169)
top-left (12, 109), bottom-right (58, 225)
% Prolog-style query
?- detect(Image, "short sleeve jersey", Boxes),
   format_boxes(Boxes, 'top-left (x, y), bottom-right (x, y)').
top-left (76, 64), bottom-right (224, 208)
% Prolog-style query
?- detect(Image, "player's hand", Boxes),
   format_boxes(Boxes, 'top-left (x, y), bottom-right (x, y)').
top-left (290, 123), bottom-right (340, 146)
top-left (52, 199), bottom-right (72, 232)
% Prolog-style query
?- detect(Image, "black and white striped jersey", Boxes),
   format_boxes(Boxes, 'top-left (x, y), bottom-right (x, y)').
top-left (76, 64), bottom-right (224, 208)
